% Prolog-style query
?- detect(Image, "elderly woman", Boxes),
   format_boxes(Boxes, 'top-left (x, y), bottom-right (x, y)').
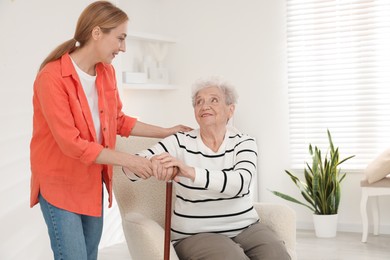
top-left (123, 77), bottom-right (290, 260)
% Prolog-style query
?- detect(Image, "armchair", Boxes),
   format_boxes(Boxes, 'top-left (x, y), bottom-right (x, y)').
top-left (113, 136), bottom-right (297, 260)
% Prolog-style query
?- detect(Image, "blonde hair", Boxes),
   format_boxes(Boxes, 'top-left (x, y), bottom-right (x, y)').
top-left (191, 76), bottom-right (238, 107)
top-left (39, 1), bottom-right (128, 71)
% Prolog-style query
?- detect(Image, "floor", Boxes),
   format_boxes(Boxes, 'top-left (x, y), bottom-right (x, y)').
top-left (98, 242), bottom-right (131, 259)
top-left (98, 230), bottom-right (390, 260)
top-left (295, 230), bottom-right (390, 260)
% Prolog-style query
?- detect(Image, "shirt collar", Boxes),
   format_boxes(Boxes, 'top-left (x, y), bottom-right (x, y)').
top-left (61, 53), bottom-right (108, 78)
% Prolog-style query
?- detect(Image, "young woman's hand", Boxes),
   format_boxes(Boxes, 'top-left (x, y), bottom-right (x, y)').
top-left (124, 154), bottom-right (153, 179)
top-left (168, 125), bottom-right (193, 135)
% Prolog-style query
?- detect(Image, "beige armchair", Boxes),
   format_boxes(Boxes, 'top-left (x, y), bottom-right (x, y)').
top-left (113, 136), bottom-right (297, 260)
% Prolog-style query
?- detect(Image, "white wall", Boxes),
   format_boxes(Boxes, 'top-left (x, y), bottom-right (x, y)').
top-left (1, 0), bottom-right (389, 259)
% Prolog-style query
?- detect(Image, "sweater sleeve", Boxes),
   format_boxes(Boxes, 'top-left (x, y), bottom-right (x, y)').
top-left (193, 136), bottom-right (258, 197)
top-left (137, 134), bottom-right (179, 159)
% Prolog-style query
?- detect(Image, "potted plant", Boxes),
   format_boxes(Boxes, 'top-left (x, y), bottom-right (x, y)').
top-left (270, 129), bottom-right (355, 237)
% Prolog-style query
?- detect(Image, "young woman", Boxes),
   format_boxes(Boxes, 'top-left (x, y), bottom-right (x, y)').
top-left (30, 1), bottom-right (191, 259)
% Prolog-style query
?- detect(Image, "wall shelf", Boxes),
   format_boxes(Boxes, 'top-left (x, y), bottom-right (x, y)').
top-left (120, 31), bottom-right (177, 90)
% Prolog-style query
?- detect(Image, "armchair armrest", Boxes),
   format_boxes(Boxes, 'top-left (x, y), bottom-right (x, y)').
top-left (122, 212), bottom-right (179, 260)
top-left (254, 202), bottom-right (297, 260)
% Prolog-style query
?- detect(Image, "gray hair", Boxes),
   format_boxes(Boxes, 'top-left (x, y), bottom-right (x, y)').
top-left (191, 76), bottom-right (238, 107)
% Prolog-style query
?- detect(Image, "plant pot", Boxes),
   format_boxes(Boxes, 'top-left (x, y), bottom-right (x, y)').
top-left (313, 214), bottom-right (338, 238)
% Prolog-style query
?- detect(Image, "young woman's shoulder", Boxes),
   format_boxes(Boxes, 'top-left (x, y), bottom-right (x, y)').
top-left (39, 58), bottom-right (62, 75)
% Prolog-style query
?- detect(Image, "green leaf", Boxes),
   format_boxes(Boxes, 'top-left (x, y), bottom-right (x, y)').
top-left (269, 190), bottom-right (316, 212)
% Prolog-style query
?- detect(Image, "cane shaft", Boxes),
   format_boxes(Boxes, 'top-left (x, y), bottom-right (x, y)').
top-left (164, 181), bottom-right (173, 260)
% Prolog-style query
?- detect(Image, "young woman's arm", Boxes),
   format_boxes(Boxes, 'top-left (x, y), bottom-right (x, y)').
top-left (131, 121), bottom-right (192, 138)
top-left (95, 148), bottom-right (153, 179)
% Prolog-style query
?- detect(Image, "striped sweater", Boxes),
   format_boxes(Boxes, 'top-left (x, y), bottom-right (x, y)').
top-left (124, 127), bottom-right (259, 242)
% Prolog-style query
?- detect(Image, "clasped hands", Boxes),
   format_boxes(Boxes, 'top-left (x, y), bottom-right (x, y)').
top-left (151, 152), bottom-right (195, 182)
top-left (126, 152), bottom-right (195, 182)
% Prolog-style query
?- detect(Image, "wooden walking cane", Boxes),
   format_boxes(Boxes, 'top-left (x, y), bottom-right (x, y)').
top-left (164, 179), bottom-right (173, 260)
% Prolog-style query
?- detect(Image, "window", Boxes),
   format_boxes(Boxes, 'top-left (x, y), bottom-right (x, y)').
top-left (287, 0), bottom-right (390, 170)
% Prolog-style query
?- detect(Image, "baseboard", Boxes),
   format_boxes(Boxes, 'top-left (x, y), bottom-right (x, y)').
top-left (296, 221), bottom-right (390, 235)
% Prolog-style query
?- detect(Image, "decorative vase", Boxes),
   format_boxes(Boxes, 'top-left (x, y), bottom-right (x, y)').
top-left (313, 214), bottom-right (338, 238)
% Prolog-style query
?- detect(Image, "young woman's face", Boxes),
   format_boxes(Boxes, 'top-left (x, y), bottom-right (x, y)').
top-left (96, 21), bottom-right (128, 64)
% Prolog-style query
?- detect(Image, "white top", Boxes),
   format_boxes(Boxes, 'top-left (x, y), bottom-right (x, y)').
top-left (124, 128), bottom-right (259, 242)
top-left (70, 58), bottom-right (102, 144)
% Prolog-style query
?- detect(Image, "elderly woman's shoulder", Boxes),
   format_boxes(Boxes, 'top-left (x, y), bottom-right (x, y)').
top-left (227, 127), bottom-right (256, 142)
top-left (172, 129), bottom-right (199, 139)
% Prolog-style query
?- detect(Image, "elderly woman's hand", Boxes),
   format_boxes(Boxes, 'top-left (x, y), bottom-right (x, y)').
top-left (153, 153), bottom-right (195, 182)
top-left (151, 153), bottom-right (178, 182)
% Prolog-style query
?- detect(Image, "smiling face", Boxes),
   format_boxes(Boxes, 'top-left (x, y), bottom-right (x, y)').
top-left (94, 21), bottom-right (128, 64)
top-left (194, 86), bottom-right (235, 129)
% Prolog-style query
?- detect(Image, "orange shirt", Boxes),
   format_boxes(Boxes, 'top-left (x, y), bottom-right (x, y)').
top-left (30, 53), bottom-right (137, 216)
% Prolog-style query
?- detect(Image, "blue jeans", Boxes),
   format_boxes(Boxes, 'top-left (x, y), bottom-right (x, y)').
top-left (39, 194), bottom-right (103, 260)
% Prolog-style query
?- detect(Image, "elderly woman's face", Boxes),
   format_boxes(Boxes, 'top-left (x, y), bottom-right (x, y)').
top-left (194, 86), bottom-right (234, 128)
